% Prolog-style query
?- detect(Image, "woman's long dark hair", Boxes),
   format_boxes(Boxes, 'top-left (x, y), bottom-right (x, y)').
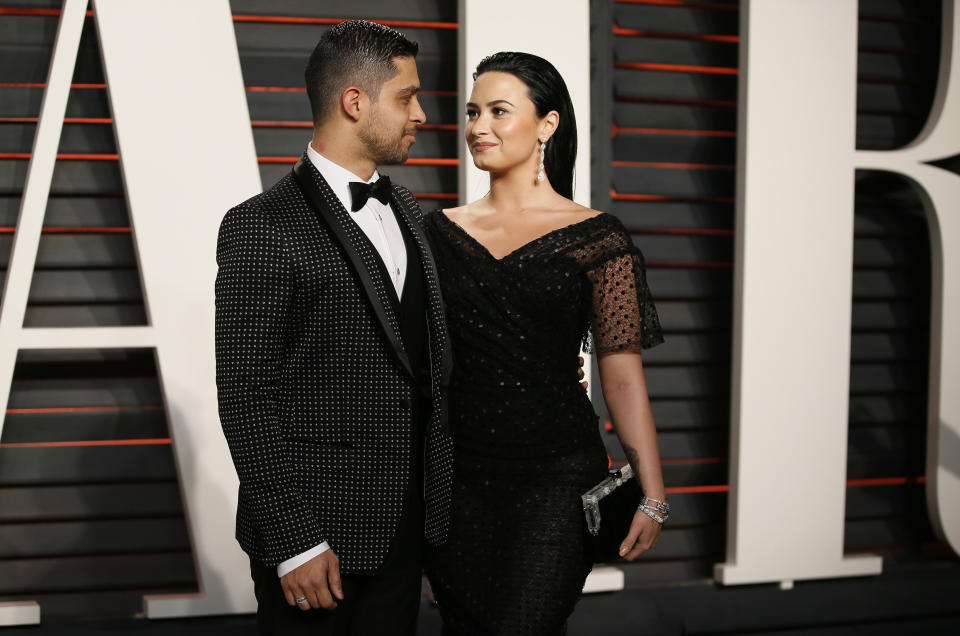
top-left (474, 52), bottom-right (576, 199)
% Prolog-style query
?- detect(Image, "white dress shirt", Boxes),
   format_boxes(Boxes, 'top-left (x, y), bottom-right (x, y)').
top-left (306, 144), bottom-right (407, 297)
top-left (276, 145), bottom-right (409, 578)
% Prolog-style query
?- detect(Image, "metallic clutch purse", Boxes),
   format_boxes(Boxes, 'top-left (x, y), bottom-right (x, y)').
top-left (582, 464), bottom-right (641, 563)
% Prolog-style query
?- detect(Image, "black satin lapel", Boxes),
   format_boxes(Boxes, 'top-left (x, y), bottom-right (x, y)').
top-left (292, 158), bottom-right (413, 379)
top-left (390, 187), bottom-right (453, 387)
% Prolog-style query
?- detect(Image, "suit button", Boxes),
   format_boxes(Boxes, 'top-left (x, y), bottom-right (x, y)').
top-left (399, 398), bottom-right (412, 410)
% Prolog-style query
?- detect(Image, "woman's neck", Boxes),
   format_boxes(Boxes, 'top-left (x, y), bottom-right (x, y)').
top-left (487, 165), bottom-right (555, 213)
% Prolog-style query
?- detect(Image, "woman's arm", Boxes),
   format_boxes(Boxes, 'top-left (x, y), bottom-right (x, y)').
top-left (598, 349), bottom-right (665, 560)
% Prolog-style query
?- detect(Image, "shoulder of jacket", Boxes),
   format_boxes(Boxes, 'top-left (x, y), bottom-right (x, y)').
top-left (225, 173), bottom-right (303, 222)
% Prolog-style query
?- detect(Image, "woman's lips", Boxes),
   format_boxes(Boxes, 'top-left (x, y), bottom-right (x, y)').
top-left (473, 142), bottom-right (496, 152)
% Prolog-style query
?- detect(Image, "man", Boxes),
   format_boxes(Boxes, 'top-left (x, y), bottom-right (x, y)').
top-left (215, 20), bottom-right (451, 634)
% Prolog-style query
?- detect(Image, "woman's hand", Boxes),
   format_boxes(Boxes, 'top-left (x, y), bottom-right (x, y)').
top-left (618, 507), bottom-right (662, 561)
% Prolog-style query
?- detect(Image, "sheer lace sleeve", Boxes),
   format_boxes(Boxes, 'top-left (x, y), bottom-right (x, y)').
top-left (581, 217), bottom-right (664, 354)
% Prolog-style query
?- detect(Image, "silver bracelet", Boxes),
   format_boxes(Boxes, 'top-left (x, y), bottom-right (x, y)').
top-left (639, 495), bottom-right (670, 524)
top-left (638, 506), bottom-right (665, 524)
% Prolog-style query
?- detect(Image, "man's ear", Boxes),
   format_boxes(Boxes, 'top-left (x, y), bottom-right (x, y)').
top-left (341, 86), bottom-right (364, 122)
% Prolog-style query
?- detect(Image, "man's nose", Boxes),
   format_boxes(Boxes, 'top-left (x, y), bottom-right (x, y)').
top-left (411, 96), bottom-right (426, 124)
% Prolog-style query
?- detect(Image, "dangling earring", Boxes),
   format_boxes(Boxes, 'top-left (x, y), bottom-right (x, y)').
top-left (537, 139), bottom-right (546, 183)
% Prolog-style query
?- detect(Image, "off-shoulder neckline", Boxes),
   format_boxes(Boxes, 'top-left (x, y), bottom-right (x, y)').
top-left (432, 209), bottom-right (613, 262)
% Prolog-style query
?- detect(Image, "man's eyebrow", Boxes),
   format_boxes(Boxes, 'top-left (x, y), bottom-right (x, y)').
top-left (397, 85), bottom-right (421, 97)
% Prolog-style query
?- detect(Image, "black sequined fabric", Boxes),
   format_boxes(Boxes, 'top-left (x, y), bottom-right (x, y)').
top-left (421, 210), bottom-right (663, 636)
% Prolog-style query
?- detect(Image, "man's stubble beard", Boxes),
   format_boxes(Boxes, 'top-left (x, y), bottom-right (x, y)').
top-left (358, 106), bottom-right (412, 166)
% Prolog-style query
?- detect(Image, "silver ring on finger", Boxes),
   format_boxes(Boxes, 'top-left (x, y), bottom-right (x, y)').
top-left (295, 596), bottom-right (308, 605)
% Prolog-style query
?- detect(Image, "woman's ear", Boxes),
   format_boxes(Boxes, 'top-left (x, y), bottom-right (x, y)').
top-left (539, 110), bottom-right (560, 142)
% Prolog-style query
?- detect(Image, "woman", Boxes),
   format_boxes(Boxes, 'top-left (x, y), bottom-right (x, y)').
top-left (422, 52), bottom-right (666, 635)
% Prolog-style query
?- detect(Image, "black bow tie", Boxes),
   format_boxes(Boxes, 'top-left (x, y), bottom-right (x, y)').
top-left (348, 176), bottom-right (392, 212)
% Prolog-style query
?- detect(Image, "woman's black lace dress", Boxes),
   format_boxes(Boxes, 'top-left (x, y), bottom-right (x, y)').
top-left (422, 210), bottom-right (663, 636)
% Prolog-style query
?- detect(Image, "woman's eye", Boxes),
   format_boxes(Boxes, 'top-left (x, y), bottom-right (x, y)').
top-left (493, 107), bottom-right (506, 115)
top-left (466, 110), bottom-right (478, 119)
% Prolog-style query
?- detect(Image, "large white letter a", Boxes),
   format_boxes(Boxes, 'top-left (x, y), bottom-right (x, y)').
top-left (0, 0), bottom-right (262, 623)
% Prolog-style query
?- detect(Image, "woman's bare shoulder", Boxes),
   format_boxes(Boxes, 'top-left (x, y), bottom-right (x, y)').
top-left (442, 201), bottom-right (490, 223)
top-left (440, 204), bottom-right (467, 220)
top-left (556, 200), bottom-right (605, 221)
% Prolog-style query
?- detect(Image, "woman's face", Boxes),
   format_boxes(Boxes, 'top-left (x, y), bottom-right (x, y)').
top-left (465, 71), bottom-right (545, 174)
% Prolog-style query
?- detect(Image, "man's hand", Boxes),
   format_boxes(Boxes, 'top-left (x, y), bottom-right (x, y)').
top-left (578, 355), bottom-right (589, 390)
top-left (618, 508), bottom-right (661, 561)
top-left (281, 550), bottom-right (344, 611)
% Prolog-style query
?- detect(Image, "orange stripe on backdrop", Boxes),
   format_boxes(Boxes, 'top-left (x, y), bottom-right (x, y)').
top-left (0, 8), bottom-right (459, 29)
top-left (847, 476), bottom-right (927, 486)
top-left (249, 122), bottom-right (458, 132)
top-left (0, 83), bottom-right (105, 89)
top-left (245, 86), bottom-right (457, 96)
top-left (612, 124), bottom-right (736, 138)
top-left (610, 189), bottom-right (735, 204)
top-left (615, 0), bottom-right (739, 9)
top-left (0, 7), bottom-right (91, 16)
top-left (613, 161), bottom-right (734, 170)
top-left (0, 153), bottom-right (118, 161)
top-left (0, 438), bottom-right (172, 449)
top-left (0, 117), bottom-right (112, 124)
top-left (258, 156), bottom-right (458, 166)
top-left (6, 405), bottom-right (164, 414)
top-left (251, 120), bottom-right (312, 129)
top-left (398, 158), bottom-right (458, 166)
top-left (0, 204), bottom-right (450, 213)
top-left (0, 227), bottom-right (132, 234)
top-left (517, 453), bottom-right (922, 490)
top-left (612, 25), bottom-right (739, 43)
top-left (60, 153), bottom-right (117, 160)
top-left (245, 85), bottom-right (306, 93)
top-left (414, 193), bottom-right (458, 200)
top-left (232, 14), bottom-right (458, 30)
top-left (41, 227), bottom-right (131, 233)
top-left (662, 478), bottom-right (925, 495)
top-left (1, 154), bottom-right (459, 167)
top-left (665, 477), bottom-right (927, 495)
top-left (615, 61), bottom-right (739, 75)
top-left (667, 485), bottom-right (730, 494)
top-left (0, 118), bottom-right (458, 130)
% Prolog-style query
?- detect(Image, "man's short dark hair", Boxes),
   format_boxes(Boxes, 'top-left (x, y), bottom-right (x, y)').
top-left (305, 20), bottom-right (419, 126)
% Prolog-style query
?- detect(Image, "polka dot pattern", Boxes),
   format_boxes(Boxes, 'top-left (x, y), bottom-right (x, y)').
top-left (420, 210), bottom-right (663, 459)
top-left (215, 158), bottom-right (453, 573)
top-left (419, 210), bottom-right (663, 634)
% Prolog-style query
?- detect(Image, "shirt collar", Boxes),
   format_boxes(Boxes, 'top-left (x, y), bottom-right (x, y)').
top-left (306, 143), bottom-right (381, 213)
